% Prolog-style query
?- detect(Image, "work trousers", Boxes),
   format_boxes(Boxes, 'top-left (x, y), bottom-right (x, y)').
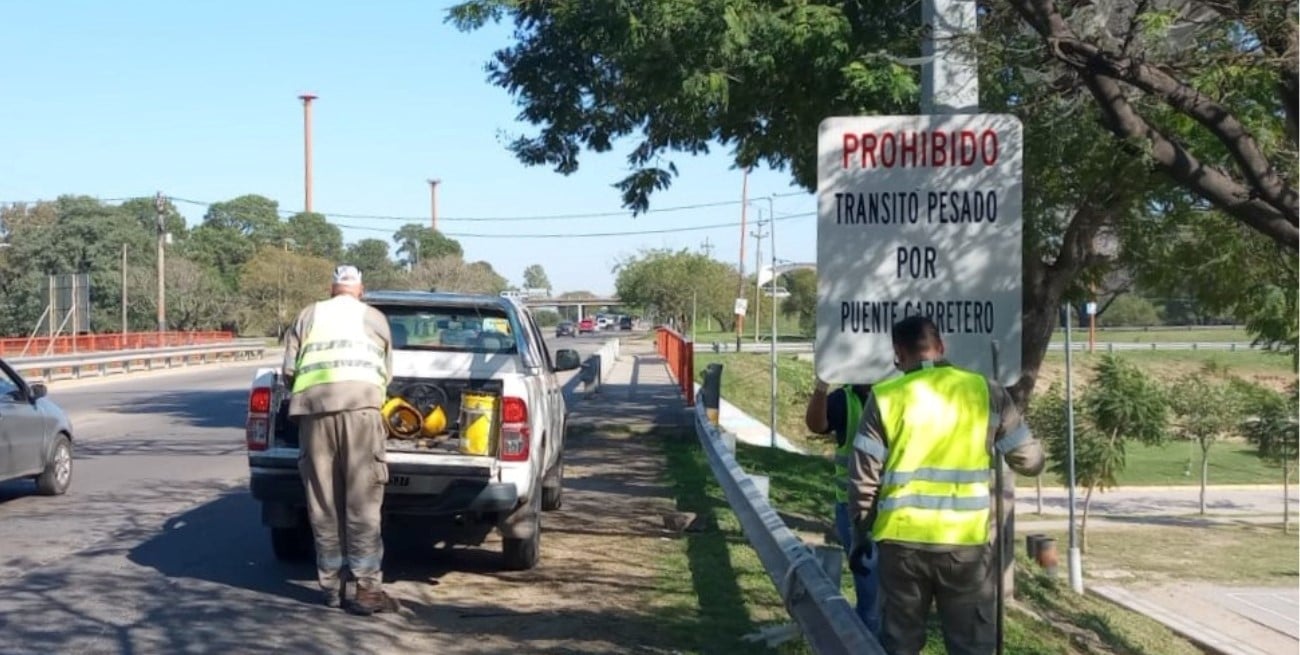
top-left (877, 542), bottom-right (997, 655)
top-left (298, 408), bottom-right (388, 592)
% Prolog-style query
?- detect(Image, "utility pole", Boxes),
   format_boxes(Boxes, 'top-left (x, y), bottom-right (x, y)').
top-left (428, 179), bottom-right (441, 231)
top-left (154, 191), bottom-right (167, 334)
top-left (299, 93), bottom-right (318, 213)
top-left (750, 214), bottom-right (768, 344)
top-left (121, 243), bottom-right (128, 335)
top-left (700, 237), bottom-right (714, 257)
top-left (735, 168), bottom-right (749, 352)
top-left (766, 196), bottom-right (777, 449)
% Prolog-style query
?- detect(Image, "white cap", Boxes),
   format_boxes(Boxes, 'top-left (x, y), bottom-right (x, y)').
top-left (333, 265), bottom-right (363, 285)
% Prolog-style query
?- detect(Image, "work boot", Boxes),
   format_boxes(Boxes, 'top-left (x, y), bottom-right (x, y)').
top-left (322, 588), bottom-right (342, 609)
top-left (349, 587), bottom-right (401, 616)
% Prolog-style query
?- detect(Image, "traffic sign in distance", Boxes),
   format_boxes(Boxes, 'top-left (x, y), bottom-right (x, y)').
top-left (815, 114), bottom-right (1024, 386)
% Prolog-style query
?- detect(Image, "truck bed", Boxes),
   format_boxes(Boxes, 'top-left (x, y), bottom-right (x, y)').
top-left (273, 376), bottom-right (505, 455)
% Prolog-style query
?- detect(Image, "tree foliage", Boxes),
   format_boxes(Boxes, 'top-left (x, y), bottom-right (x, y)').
top-left (407, 256), bottom-right (509, 295)
top-left (1030, 355), bottom-right (1168, 551)
top-left (1234, 379), bottom-right (1300, 533)
top-left (393, 224), bottom-right (463, 267)
top-left (779, 268), bottom-right (817, 334)
top-left (522, 264), bottom-right (551, 291)
top-left (449, 0), bottom-right (1298, 406)
top-left (1167, 370), bottom-right (1245, 514)
top-left (614, 249), bottom-right (739, 330)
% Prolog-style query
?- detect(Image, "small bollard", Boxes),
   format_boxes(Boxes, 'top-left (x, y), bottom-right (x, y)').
top-left (750, 474), bottom-right (770, 501)
top-left (1026, 533), bottom-right (1048, 561)
top-left (1035, 536), bottom-right (1060, 576)
top-left (701, 362), bottom-right (723, 425)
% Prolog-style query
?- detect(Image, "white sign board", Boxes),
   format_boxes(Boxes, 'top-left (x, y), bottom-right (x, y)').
top-left (1085, 302), bottom-right (1098, 316)
top-left (815, 114), bottom-right (1023, 385)
top-left (734, 298), bottom-right (749, 317)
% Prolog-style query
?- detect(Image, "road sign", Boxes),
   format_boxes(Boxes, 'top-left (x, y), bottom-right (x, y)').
top-left (1085, 302), bottom-right (1098, 316)
top-left (734, 298), bottom-right (748, 316)
top-left (815, 114), bottom-right (1024, 385)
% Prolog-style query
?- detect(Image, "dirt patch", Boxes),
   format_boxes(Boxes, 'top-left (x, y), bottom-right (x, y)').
top-left (376, 417), bottom-right (690, 653)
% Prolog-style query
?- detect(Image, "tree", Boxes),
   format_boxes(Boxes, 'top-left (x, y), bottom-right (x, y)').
top-left (1167, 371), bottom-right (1245, 515)
top-left (238, 246), bottom-right (334, 337)
top-left (614, 249), bottom-right (738, 331)
top-left (449, 1), bottom-right (1298, 405)
top-left (406, 256), bottom-right (508, 295)
top-left (558, 290), bottom-right (597, 299)
top-left (393, 224), bottom-right (463, 267)
top-left (1098, 294), bottom-right (1160, 327)
top-left (344, 239), bottom-right (403, 290)
top-left (1235, 380), bottom-right (1299, 533)
top-left (522, 264), bottom-right (551, 292)
top-left (533, 309), bottom-right (561, 327)
top-left (283, 212), bottom-right (343, 261)
top-left (202, 194), bottom-right (282, 244)
top-left (780, 269), bottom-right (817, 334)
top-left (128, 256), bottom-right (231, 331)
top-left (1005, 1), bottom-right (1297, 250)
top-left (1034, 356), bottom-right (1167, 551)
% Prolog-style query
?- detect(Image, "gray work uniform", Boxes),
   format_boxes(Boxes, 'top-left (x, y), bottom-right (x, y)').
top-left (849, 361), bottom-right (1045, 655)
top-left (282, 295), bottom-right (393, 593)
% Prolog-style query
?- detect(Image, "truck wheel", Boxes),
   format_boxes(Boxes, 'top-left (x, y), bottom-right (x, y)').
top-left (35, 435), bottom-right (72, 496)
top-left (502, 492), bottom-right (541, 571)
top-left (270, 526), bottom-right (312, 562)
top-left (541, 455), bottom-right (564, 512)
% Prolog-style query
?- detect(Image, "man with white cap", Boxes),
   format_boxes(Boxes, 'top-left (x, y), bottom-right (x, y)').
top-left (282, 264), bottom-right (398, 614)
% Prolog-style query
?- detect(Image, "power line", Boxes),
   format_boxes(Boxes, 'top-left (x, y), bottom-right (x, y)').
top-left (334, 211), bottom-right (814, 239)
top-left (167, 191), bottom-right (809, 223)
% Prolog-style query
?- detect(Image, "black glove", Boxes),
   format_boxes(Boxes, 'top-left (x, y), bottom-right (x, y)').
top-left (848, 538), bottom-right (875, 577)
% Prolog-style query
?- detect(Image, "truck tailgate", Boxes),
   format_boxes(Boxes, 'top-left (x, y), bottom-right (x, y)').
top-left (384, 451), bottom-right (497, 496)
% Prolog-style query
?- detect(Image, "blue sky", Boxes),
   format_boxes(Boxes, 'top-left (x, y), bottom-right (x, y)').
top-left (0, 1), bottom-right (817, 295)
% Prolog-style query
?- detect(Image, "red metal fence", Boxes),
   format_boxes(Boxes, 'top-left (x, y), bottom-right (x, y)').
top-left (0, 331), bottom-right (236, 358)
top-left (655, 326), bottom-right (695, 406)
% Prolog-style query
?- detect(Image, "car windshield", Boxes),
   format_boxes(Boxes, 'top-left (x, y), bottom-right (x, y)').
top-left (378, 305), bottom-right (518, 354)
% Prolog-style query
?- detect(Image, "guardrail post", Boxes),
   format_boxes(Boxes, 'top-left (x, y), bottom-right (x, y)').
top-left (750, 474), bottom-right (770, 500)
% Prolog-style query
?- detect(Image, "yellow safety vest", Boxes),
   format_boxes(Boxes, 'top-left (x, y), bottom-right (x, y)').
top-left (868, 363), bottom-right (991, 546)
top-left (292, 297), bottom-right (387, 394)
top-left (834, 386), bottom-right (862, 504)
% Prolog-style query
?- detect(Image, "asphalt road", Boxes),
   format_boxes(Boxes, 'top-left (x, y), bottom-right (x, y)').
top-left (0, 335), bottom-right (609, 655)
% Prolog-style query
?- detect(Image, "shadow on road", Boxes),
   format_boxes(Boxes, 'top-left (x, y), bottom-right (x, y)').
top-left (101, 388), bottom-right (249, 430)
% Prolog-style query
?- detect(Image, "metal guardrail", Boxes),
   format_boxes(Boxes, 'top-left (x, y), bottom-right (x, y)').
top-left (577, 338), bottom-right (621, 395)
top-left (691, 400), bottom-right (886, 655)
top-left (8, 339), bottom-right (269, 382)
top-left (696, 341), bottom-right (1259, 354)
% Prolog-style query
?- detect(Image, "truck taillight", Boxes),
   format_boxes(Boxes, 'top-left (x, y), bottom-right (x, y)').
top-left (499, 396), bottom-right (530, 462)
top-left (247, 387), bottom-right (272, 451)
top-left (249, 387), bottom-right (272, 414)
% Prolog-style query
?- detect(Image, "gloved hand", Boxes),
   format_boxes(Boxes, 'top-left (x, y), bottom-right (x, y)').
top-left (848, 537), bottom-right (875, 577)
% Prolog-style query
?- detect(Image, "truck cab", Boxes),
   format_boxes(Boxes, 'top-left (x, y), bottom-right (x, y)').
top-left (245, 291), bottom-right (582, 570)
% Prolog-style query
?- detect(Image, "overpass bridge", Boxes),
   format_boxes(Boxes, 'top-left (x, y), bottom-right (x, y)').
top-left (521, 296), bottom-right (626, 321)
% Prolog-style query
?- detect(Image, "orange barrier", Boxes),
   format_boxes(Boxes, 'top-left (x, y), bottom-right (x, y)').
top-left (0, 331), bottom-right (235, 357)
top-left (655, 326), bottom-right (695, 406)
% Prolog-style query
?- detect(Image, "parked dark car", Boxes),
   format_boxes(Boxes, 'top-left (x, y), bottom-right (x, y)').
top-left (555, 321), bottom-right (576, 338)
top-left (619, 316), bottom-right (633, 331)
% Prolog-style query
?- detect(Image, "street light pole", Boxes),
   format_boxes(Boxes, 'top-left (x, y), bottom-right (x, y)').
top-left (154, 192), bottom-right (167, 334)
top-left (767, 195), bottom-right (777, 449)
top-left (298, 94), bottom-right (318, 213)
top-left (1064, 304), bottom-right (1084, 593)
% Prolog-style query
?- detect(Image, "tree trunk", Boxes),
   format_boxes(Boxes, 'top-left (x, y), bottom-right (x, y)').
top-left (1282, 464), bottom-right (1290, 534)
top-left (1081, 484), bottom-right (1095, 554)
top-left (1036, 474), bottom-right (1043, 514)
top-left (1200, 441), bottom-right (1211, 516)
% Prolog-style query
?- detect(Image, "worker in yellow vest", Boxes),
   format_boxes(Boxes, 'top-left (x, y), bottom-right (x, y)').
top-left (283, 265), bottom-right (399, 615)
top-left (847, 316), bottom-right (1044, 655)
top-left (804, 379), bottom-right (881, 636)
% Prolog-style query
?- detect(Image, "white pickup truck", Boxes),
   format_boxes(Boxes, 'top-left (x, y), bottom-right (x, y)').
top-left (245, 291), bottom-right (582, 571)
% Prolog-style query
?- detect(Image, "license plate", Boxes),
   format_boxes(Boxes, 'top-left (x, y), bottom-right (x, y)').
top-left (385, 475), bottom-right (449, 495)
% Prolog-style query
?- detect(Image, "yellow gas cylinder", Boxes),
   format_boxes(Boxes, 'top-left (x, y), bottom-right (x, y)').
top-left (421, 405), bottom-right (448, 437)
top-left (458, 392), bottom-right (498, 456)
top-left (382, 396), bottom-right (422, 439)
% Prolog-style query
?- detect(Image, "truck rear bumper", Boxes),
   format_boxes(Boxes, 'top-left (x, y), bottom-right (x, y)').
top-left (249, 464), bottom-right (519, 518)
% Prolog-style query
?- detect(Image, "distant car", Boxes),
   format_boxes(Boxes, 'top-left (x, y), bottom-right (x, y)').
top-left (578, 318), bottom-right (596, 334)
top-left (0, 358), bottom-right (74, 496)
top-left (555, 321), bottom-right (576, 338)
top-left (619, 316), bottom-right (633, 331)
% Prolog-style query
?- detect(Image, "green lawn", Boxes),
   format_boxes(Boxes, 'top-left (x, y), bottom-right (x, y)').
top-left (1048, 326), bottom-right (1249, 343)
top-left (656, 432), bottom-right (1205, 654)
top-left (695, 351), bottom-right (1293, 485)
